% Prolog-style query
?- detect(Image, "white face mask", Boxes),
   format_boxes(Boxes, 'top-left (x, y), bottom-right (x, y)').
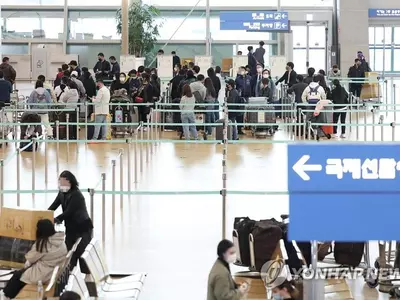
top-left (59, 185), bottom-right (70, 193)
top-left (257, 68), bottom-right (263, 73)
top-left (263, 74), bottom-right (269, 78)
top-left (225, 253), bottom-right (237, 264)
top-left (240, 71), bottom-right (245, 75)
top-left (272, 294), bottom-right (283, 300)
top-left (120, 77), bottom-right (125, 82)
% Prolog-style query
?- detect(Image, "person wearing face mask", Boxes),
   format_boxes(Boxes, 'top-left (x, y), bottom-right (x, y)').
top-left (110, 72), bottom-right (130, 94)
top-left (276, 62), bottom-right (297, 87)
top-left (109, 56), bottom-right (120, 80)
top-left (207, 239), bottom-right (249, 300)
top-left (262, 69), bottom-right (276, 101)
top-left (347, 58), bottom-right (365, 98)
top-left (288, 75), bottom-right (307, 104)
top-left (357, 51), bottom-right (371, 72)
top-left (225, 79), bottom-right (240, 140)
top-left (93, 52), bottom-right (111, 80)
top-left (48, 170), bottom-right (93, 274)
top-left (328, 65), bottom-right (341, 78)
top-left (89, 79), bottom-right (110, 141)
top-left (173, 63), bottom-right (181, 77)
top-left (271, 279), bottom-right (300, 300)
top-left (251, 63), bottom-right (264, 97)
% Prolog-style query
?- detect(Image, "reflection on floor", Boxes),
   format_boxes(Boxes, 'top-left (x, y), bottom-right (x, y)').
top-left (0, 134), bottom-right (394, 299)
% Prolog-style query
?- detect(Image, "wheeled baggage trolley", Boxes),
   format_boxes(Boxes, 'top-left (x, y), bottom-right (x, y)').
top-left (110, 98), bottom-right (132, 137)
top-left (246, 97), bottom-right (277, 137)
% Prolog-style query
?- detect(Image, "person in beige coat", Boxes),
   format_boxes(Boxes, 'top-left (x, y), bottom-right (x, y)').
top-left (207, 239), bottom-right (249, 300)
top-left (3, 219), bottom-right (67, 299)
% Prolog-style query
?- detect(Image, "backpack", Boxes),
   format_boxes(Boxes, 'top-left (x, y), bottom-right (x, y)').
top-left (32, 91), bottom-right (48, 110)
top-left (193, 90), bottom-right (204, 104)
top-left (308, 85), bottom-right (321, 103)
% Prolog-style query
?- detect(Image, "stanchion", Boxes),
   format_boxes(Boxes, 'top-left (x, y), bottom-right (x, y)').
top-left (126, 139), bottom-right (132, 193)
top-left (44, 133), bottom-right (48, 184)
top-left (32, 138), bottom-right (37, 205)
top-left (307, 121), bottom-right (311, 140)
top-left (146, 114), bottom-right (150, 163)
top-left (134, 133), bottom-right (139, 182)
top-left (85, 102), bottom-right (88, 142)
top-left (303, 115), bottom-right (307, 141)
top-left (150, 108), bottom-right (154, 155)
top-left (16, 148), bottom-right (21, 206)
top-left (56, 121), bottom-right (60, 176)
top-left (221, 100), bottom-right (228, 239)
top-left (76, 107), bottom-right (80, 144)
top-left (356, 108), bottom-right (360, 140)
top-left (140, 121), bottom-right (144, 172)
top-left (101, 173), bottom-right (106, 244)
top-left (66, 114), bottom-right (70, 163)
top-left (119, 148), bottom-right (124, 209)
top-left (0, 159), bottom-right (4, 208)
top-left (155, 102), bottom-right (159, 147)
top-left (349, 93), bottom-right (353, 132)
top-left (89, 188), bottom-right (95, 222)
top-left (111, 160), bottom-right (116, 225)
top-left (1, 111), bottom-right (5, 151)
top-left (380, 115), bottom-right (384, 142)
top-left (393, 113), bottom-right (397, 142)
top-left (363, 108), bottom-right (367, 142)
top-left (372, 111), bottom-right (376, 142)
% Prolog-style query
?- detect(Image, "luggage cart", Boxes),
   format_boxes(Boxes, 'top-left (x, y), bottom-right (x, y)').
top-left (374, 241), bottom-right (400, 297)
top-left (194, 109), bottom-right (207, 140)
top-left (246, 97), bottom-right (277, 137)
top-left (110, 97), bottom-right (132, 138)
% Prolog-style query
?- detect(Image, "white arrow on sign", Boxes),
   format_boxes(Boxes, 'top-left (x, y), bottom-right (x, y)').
top-left (292, 155), bottom-right (322, 181)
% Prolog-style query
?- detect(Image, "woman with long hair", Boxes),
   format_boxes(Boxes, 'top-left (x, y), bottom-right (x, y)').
top-left (330, 79), bottom-right (349, 138)
top-left (48, 170), bottom-right (93, 274)
top-left (204, 77), bottom-right (217, 135)
top-left (271, 280), bottom-right (300, 300)
top-left (3, 219), bottom-right (67, 299)
top-left (179, 84), bottom-right (198, 140)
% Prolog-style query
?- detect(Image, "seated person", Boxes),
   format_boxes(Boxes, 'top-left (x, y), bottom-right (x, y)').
top-left (3, 219), bottom-right (67, 299)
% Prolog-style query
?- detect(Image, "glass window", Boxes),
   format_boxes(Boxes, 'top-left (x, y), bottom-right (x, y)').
top-left (2, 11), bottom-right (64, 39)
top-left (293, 49), bottom-right (307, 74)
top-left (373, 49), bottom-right (392, 72)
top-left (292, 26), bottom-right (307, 48)
top-left (143, 0), bottom-right (278, 6)
top-left (394, 27), bottom-right (400, 44)
top-left (68, 0), bottom-right (120, 6)
top-left (209, 16), bottom-right (271, 41)
top-left (68, 11), bottom-right (120, 40)
top-left (308, 49), bottom-right (326, 74)
top-left (374, 27), bottom-right (392, 45)
top-left (281, 0), bottom-right (333, 6)
top-left (369, 27), bottom-right (375, 45)
top-left (309, 26), bottom-right (326, 48)
top-left (2, 0), bottom-right (64, 4)
top-left (155, 16), bottom-right (206, 40)
top-left (369, 48), bottom-right (375, 70)
top-left (393, 49), bottom-right (400, 71)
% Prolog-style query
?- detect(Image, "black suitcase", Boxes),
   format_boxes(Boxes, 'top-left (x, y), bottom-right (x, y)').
top-left (334, 242), bottom-right (364, 267)
top-left (252, 220), bottom-right (282, 271)
top-left (0, 237), bottom-right (34, 265)
top-left (51, 111), bottom-right (67, 140)
top-left (233, 217), bottom-right (256, 266)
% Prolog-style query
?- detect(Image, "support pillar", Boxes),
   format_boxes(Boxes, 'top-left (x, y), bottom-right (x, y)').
top-left (121, 0), bottom-right (129, 55)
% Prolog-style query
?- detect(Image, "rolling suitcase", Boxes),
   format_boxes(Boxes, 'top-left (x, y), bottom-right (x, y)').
top-left (233, 217), bottom-right (256, 266)
top-left (215, 119), bottom-right (232, 141)
top-left (334, 242), bottom-right (364, 267)
top-left (252, 220), bottom-right (282, 271)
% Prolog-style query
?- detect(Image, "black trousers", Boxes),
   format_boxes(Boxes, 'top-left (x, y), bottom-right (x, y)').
top-left (66, 229), bottom-right (93, 274)
top-left (68, 112), bottom-right (77, 140)
top-left (236, 114), bottom-right (244, 133)
top-left (4, 269), bottom-right (26, 299)
top-left (350, 85), bottom-right (362, 98)
top-left (333, 111), bottom-right (347, 134)
top-left (138, 106), bottom-right (149, 124)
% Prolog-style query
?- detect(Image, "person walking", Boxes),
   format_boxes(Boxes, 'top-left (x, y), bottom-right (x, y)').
top-left (48, 170), bottom-right (94, 274)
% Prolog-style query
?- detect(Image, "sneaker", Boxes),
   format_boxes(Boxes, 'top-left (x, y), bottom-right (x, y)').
top-left (47, 136), bottom-right (54, 140)
top-left (340, 134), bottom-right (346, 138)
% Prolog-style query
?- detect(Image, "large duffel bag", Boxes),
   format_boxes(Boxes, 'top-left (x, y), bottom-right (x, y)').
top-left (233, 217), bottom-right (256, 266)
top-left (334, 242), bottom-right (364, 267)
top-left (252, 219), bottom-right (282, 271)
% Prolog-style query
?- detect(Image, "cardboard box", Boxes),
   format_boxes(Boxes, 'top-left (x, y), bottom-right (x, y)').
top-left (0, 207), bottom-right (54, 240)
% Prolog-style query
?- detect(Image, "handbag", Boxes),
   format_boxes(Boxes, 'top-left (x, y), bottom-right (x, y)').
top-left (135, 96), bottom-right (144, 103)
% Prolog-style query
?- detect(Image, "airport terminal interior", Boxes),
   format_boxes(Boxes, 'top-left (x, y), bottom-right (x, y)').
top-left (1, 0), bottom-right (400, 299)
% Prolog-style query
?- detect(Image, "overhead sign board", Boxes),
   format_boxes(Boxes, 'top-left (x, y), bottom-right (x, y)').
top-left (369, 9), bottom-right (400, 17)
top-left (220, 11), bottom-right (290, 32)
top-left (288, 143), bottom-right (400, 241)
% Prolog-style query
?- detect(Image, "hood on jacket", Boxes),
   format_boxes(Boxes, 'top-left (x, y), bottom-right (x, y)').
top-left (309, 82), bottom-right (320, 89)
top-left (190, 81), bottom-right (205, 91)
top-left (35, 87), bottom-right (46, 95)
top-left (48, 232), bottom-right (65, 248)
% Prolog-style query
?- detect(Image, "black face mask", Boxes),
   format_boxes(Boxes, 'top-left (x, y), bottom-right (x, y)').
top-left (333, 70), bottom-right (338, 73)
top-left (98, 58), bottom-right (102, 62)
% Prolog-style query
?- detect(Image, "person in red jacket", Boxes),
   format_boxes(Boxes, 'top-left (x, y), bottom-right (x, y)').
top-left (54, 64), bottom-right (69, 87)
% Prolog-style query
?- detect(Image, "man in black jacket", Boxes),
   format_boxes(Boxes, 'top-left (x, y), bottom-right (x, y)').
top-left (207, 67), bottom-right (221, 96)
top-left (276, 62), bottom-right (297, 87)
top-left (109, 56), bottom-right (120, 80)
top-left (347, 58), bottom-right (365, 98)
top-left (169, 69), bottom-right (186, 100)
top-left (93, 52), bottom-right (111, 80)
top-left (288, 75), bottom-right (308, 103)
top-left (226, 79), bottom-right (240, 140)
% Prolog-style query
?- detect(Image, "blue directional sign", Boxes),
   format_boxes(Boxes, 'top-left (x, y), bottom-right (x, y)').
top-left (369, 9), bottom-right (400, 17)
top-left (220, 11), bottom-right (290, 32)
top-left (288, 143), bottom-right (400, 241)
